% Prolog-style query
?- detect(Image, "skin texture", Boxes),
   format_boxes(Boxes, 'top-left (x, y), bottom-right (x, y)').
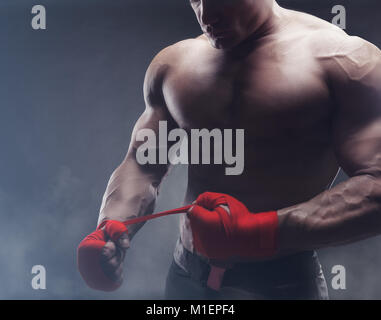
top-left (96, 1), bottom-right (381, 283)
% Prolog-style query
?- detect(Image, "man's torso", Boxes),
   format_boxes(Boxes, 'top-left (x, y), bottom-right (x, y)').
top-left (158, 9), bottom-right (348, 299)
top-left (160, 11), bottom-right (344, 213)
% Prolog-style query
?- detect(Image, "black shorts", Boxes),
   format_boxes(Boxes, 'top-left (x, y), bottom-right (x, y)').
top-left (165, 244), bottom-right (329, 300)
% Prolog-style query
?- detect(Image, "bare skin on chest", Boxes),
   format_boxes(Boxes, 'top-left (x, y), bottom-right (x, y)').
top-left (163, 34), bottom-right (339, 213)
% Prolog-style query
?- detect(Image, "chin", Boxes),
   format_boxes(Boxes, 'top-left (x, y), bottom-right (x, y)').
top-left (208, 35), bottom-right (239, 50)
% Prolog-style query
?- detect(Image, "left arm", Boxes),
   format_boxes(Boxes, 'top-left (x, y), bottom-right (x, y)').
top-left (277, 37), bottom-right (381, 253)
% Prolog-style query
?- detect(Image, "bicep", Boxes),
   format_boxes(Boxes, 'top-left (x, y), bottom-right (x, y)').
top-left (99, 54), bottom-right (177, 221)
top-left (331, 40), bottom-right (381, 177)
top-left (123, 57), bottom-right (178, 179)
top-left (128, 52), bottom-right (177, 156)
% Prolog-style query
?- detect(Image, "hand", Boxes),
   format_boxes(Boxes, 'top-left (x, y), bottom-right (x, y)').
top-left (100, 226), bottom-right (130, 284)
top-left (187, 192), bottom-right (279, 261)
top-left (77, 220), bottom-right (130, 291)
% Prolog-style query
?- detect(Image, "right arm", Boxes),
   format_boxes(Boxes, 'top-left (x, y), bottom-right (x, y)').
top-left (91, 54), bottom-right (180, 285)
top-left (77, 50), bottom-right (181, 291)
top-left (98, 56), bottom-right (177, 240)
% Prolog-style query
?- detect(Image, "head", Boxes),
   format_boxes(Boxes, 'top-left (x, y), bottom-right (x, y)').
top-left (189, 0), bottom-right (276, 49)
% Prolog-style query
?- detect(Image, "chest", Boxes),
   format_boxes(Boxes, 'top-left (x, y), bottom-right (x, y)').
top-left (163, 47), bottom-right (334, 141)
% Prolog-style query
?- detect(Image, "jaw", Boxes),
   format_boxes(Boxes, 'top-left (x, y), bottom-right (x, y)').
top-left (204, 31), bottom-right (242, 50)
top-left (199, 2), bottom-right (284, 50)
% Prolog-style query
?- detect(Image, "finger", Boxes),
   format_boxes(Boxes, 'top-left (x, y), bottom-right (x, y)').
top-left (196, 192), bottom-right (226, 210)
top-left (100, 254), bottom-right (124, 282)
top-left (102, 245), bottom-right (125, 269)
top-left (107, 254), bottom-right (123, 269)
top-left (101, 240), bottom-right (117, 261)
top-left (188, 204), bottom-right (211, 216)
top-left (104, 220), bottom-right (129, 243)
top-left (116, 233), bottom-right (130, 250)
top-left (187, 205), bottom-right (220, 225)
top-left (101, 240), bottom-right (126, 262)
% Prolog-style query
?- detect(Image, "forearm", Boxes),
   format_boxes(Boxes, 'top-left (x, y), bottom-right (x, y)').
top-left (97, 155), bottom-right (168, 240)
top-left (277, 174), bottom-right (381, 254)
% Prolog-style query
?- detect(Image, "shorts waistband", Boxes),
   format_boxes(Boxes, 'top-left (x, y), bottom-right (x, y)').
top-left (173, 237), bottom-right (325, 293)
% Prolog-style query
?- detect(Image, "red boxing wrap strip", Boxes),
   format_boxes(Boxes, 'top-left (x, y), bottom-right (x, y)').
top-left (77, 205), bottom-right (192, 292)
top-left (188, 192), bottom-right (279, 260)
top-left (77, 221), bottom-right (128, 291)
top-left (77, 191), bottom-right (278, 292)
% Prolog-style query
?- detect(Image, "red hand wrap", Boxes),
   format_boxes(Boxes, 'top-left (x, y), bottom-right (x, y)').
top-left (77, 191), bottom-right (278, 292)
top-left (77, 205), bottom-right (191, 291)
top-left (188, 192), bottom-right (279, 260)
top-left (77, 220), bottom-right (128, 291)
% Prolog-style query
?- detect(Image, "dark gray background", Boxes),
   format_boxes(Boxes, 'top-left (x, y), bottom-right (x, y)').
top-left (1, 0), bottom-right (380, 299)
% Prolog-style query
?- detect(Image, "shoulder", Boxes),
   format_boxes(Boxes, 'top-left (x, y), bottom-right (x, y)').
top-left (283, 9), bottom-right (348, 52)
top-left (284, 9), bottom-right (381, 83)
top-left (145, 37), bottom-right (206, 82)
top-left (143, 37), bottom-right (206, 101)
top-left (320, 35), bottom-right (381, 83)
top-left (286, 8), bottom-right (344, 32)
top-left (290, 12), bottom-right (381, 83)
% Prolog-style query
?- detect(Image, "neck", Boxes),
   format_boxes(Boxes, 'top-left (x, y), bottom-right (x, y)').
top-left (225, 1), bottom-right (286, 55)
